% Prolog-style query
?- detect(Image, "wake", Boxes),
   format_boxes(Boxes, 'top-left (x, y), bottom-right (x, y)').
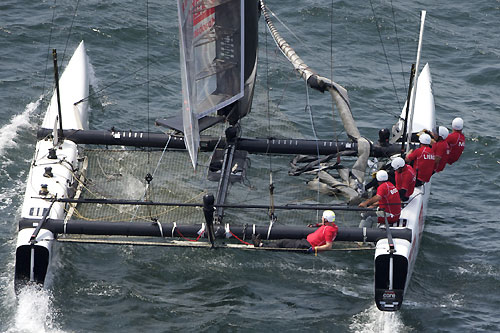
top-left (4, 285), bottom-right (65, 333)
top-left (349, 305), bottom-right (413, 333)
top-left (0, 95), bottom-right (42, 156)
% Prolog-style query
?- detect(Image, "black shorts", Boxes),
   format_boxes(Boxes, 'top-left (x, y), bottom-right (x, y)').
top-left (267, 238), bottom-right (311, 249)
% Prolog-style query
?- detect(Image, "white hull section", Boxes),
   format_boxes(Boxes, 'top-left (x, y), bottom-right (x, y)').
top-left (395, 63), bottom-right (435, 134)
top-left (374, 64), bottom-right (435, 311)
top-left (15, 41), bottom-right (89, 288)
top-left (410, 64), bottom-right (435, 133)
top-left (41, 41), bottom-right (89, 130)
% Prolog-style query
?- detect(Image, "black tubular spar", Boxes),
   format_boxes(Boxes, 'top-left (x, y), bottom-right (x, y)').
top-left (36, 128), bottom-right (405, 157)
top-left (215, 127), bottom-right (238, 223)
top-left (18, 218), bottom-right (412, 243)
top-left (29, 199), bottom-right (56, 244)
top-left (401, 64), bottom-right (416, 156)
top-left (50, 197), bottom-right (379, 212)
top-left (52, 49), bottom-right (64, 141)
top-left (203, 194), bottom-right (216, 248)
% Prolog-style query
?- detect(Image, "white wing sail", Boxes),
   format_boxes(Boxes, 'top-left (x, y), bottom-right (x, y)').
top-left (177, 0), bottom-right (244, 169)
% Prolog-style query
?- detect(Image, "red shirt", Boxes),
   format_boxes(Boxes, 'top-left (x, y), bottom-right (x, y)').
top-left (376, 181), bottom-right (401, 223)
top-left (446, 131), bottom-right (465, 165)
top-left (307, 224), bottom-right (338, 248)
top-left (407, 145), bottom-right (435, 182)
top-left (395, 164), bottom-right (416, 197)
top-left (433, 140), bottom-right (450, 172)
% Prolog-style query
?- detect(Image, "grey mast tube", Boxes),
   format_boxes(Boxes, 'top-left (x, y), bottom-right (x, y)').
top-left (260, 0), bottom-right (369, 184)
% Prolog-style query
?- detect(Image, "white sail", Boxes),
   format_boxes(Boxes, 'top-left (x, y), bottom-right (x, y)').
top-left (177, 0), bottom-right (245, 169)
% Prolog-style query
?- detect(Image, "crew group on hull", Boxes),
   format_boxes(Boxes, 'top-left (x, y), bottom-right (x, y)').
top-left (359, 117), bottom-right (465, 228)
top-left (252, 117), bottom-right (465, 250)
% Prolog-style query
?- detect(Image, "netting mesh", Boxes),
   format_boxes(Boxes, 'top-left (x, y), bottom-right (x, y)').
top-left (75, 148), bottom-right (216, 224)
top-left (71, 146), bottom-right (361, 229)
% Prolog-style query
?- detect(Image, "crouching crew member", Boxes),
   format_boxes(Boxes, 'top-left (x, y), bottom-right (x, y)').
top-left (433, 126), bottom-right (450, 173)
top-left (358, 170), bottom-right (401, 228)
top-left (253, 210), bottom-right (338, 253)
top-left (405, 133), bottom-right (435, 186)
top-left (446, 117), bottom-right (465, 165)
top-left (391, 157), bottom-right (416, 202)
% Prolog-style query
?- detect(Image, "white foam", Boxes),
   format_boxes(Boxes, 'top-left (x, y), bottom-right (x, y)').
top-left (0, 170), bottom-right (27, 219)
top-left (6, 285), bottom-right (66, 333)
top-left (88, 59), bottom-right (111, 107)
top-left (349, 305), bottom-right (413, 333)
top-left (0, 96), bottom-right (42, 156)
top-left (88, 58), bottom-right (99, 92)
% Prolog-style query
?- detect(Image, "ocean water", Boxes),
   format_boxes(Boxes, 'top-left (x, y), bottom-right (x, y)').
top-left (1, 0), bottom-right (499, 332)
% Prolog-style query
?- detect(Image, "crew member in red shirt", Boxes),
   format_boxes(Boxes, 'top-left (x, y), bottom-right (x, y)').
top-left (253, 210), bottom-right (338, 253)
top-left (433, 126), bottom-right (450, 173)
top-left (358, 170), bottom-right (401, 227)
top-left (391, 157), bottom-right (416, 201)
top-left (405, 133), bottom-right (435, 186)
top-left (446, 117), bottom-right (465, 165)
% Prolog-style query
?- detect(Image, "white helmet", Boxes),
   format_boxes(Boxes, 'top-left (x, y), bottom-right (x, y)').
top-left (452, 117), bottom-right (464, 130)
top-left (376, 170), bottom-right (388, 182)
top-left (322, 210), bottom-right (336, 222)
top-left (419, 133), bottom-right (431, 145)
top-left (391, 157), bottom-right (405, 170)
top-left (438, 126), bottom-right (449, 139)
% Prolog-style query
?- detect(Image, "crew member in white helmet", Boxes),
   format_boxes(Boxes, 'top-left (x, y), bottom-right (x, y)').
top-left (252, 210), bottom-right (338, 253)
top-left (405, 133), bottom-right (435, 186)
top-left (433, 126), bottom-right (450, 173)
top-left (446, 117), bottom-right (465, 165)
top-left (391, 157), bottom-right (416, 201)
top-left (359, 170), bottom-right (401, 228)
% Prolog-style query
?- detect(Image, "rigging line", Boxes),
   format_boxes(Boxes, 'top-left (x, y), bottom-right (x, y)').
top-left (390, 0), bottom-right (407, 92)
top-left (368, 0), bottom-right (401, 111)
top-left (146, 0), bottom-right (151, 164)
top-left (325, 0), bottom-right (343, 205)
top-left (41, 0), bottom-right (58, 111)
top-left (203, 131), bottom-right (224, 185)
top-left (329, 0), bottom-right (341, 167)
top-left (330, 0), bottom-right (334, 81)
top-left (264, 12), bottom-right (275, 221)
top-left (264, 4), bottom-right (314, 55)
top-left (75, 69), bottom-right (180, 105)
top-left (273, 69), bottom-right (292, 112)
top-left (129, 134), bottom-right (173, 222)
top-left (60, 0), bottom-right (81, 69)
top-left (79, 79), bottom-right (149, 104)
top-left (304, 82), bottom-right (321, 214)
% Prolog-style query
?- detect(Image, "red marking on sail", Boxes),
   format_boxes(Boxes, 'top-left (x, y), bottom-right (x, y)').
top-left (193, 6), bottom-right (214, 25)
top-left (193, 2), bottom-right (215, 38)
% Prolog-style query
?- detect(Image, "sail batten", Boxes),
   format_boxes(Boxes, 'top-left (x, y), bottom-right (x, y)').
top-left (177, 0), bottom-right (244, 169)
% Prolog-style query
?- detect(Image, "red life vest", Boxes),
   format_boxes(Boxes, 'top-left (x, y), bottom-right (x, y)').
top-left (446, 131), bottom-right (465, 165)
top-left (306, 224), bottom-right (338, 247)
top-left (407, 146), bottom-right (435, 182)
top-left (376, 181), bottom-right (401, 223)
top-left (433, 140), bottom-right (450, 172)
top-left (395, 164), bottom-right (416, 197)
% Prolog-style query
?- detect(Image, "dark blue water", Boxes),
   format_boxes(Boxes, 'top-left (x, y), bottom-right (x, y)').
top-left (1, 0), bottom-right (499, 332)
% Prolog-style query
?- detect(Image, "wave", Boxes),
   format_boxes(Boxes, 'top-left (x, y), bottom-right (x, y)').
top-left (0, 96), bottom-right (42, 156)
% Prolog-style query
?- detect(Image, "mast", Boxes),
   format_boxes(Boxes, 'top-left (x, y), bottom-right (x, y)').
top-left (401, 64), bottom-right (415, 156)
top-left (52, 49), bottom-right (64, 144)
top-left (405, 10), bottom-right (426, 153)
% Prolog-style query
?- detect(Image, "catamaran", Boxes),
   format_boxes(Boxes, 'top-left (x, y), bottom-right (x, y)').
top-left (15, 0), bottom-right (435, 311)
